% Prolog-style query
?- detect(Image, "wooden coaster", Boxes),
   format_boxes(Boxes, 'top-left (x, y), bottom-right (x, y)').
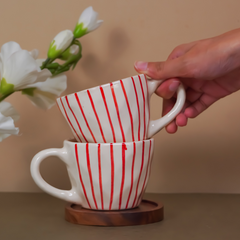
top-left (65, 199), bottom-right (164, 226)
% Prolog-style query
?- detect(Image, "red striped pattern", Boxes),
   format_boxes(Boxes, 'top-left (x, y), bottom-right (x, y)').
top-left (110, 82), bottom-right (126, 142)
top-left (132, 142), bottom-right (145, 207)
top-left (120, 80), bottom-right (134, 141)
top-left (119, 143), bottom-right (127, 209)
top-left (100, 86), bottom-right (116, 142)
top-left (65, 96), bottom-right (88, 142)
top-left (73, 140), bottom-right (153, 210)
top-left (139, 75), bottom-right (146, 140)
top-left (98, 144), bottom-right (104, 209)
top-left (74, 144), bottom-right (91, 208)
top-left (87, 90), bottom-right (106, 143)
top-left (137, 139), bottom-right (152, 205)
top-left (132, 141), bottom-right (145, 208)
top-left (86, 144), bottom-right (98, 209)
top-left (109, 143), bottom-right (114, 210)
top-left (58, 98), bottom-right (81, 142)
top-left (131, 77), bottom-right (141, 141)
top-left (144, 75), bottom-right (151, 131)
top-left (125, 141), bottom-right (136, 208)
top-left (74, 93), bottom-right (97, 143)
top-left (59, 75), bottom-right (150, 143)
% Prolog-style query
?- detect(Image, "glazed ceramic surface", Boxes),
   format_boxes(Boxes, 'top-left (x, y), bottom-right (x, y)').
top-left (56, 74), bottom-right (185, 143)
top-left (31, 139), bottom-right (154, 210)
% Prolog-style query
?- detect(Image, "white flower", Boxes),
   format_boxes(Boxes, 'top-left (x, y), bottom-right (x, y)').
top-left (29, 49), bottom-right (39, 59)
top-left (73, 6), bottom-right (103, 38)
top-left (22, 74), bottom-right (67, 110)
top-left (47, 30), bottom-right (74, 59)
top-left (0, 101), bottom-right (19, 142)
top-left (0, 41), bottom-right (51, 97)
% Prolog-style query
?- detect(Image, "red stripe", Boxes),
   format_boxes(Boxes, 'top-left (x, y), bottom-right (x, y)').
top-left (59, 98), bottom-right (81, 142)
top-left (110, 83), bottom-right (126, 142)
top-left (109, 143), bottom-right (114, 210)
top-left (100, 86), bottom-right (116, 142)
top-left (125, 141), bottom-right (136, 208)
top-left (86, 144), bottom-right (98, 209)
top-left (98, 144), bottom-right (104, 209)
top-left (87, 90), bottom-right (106, 143)
top-left (120, 80), bottom-right (134, 142)
top-left (74, 144), bottom-right (91, 208)
top-left (132, 141), bottom-right (145, 208)
top-left (119, 143), bottom-right (127, 209)
top-left (74, 93), bottom-right (97, 143)
top-left (56, 99), bottom-right (61, 112)
top-left (137, 140), bottom-right (152, 205)
top-left (131, 77), bottom-right (141, 141)
top-left (144, 75), bottom-right (150, 137)
top-left (65, 96), bottom-right (88, 142)
top-left (139, 75), bottom-right (146, 139)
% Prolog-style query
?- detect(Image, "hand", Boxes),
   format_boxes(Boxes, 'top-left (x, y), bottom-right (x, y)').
top-left (134, 28), bottom-right (240, 133)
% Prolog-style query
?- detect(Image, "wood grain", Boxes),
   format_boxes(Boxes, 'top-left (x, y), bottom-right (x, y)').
top-left (65, 199), bottom-right (164, 226)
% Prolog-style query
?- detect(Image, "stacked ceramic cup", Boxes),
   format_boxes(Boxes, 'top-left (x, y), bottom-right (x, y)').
top-left (31, 74), bottom-right (185, 210)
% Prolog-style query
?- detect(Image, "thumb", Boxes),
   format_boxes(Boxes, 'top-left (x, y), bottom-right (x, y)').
top-left (134, 59), bottom-right (185, 80)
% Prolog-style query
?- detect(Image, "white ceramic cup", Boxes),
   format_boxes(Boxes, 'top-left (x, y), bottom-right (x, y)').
top-left (56, 74), bottom-right (185, 143)
top-left (31, 139), bottom-right (154, 210)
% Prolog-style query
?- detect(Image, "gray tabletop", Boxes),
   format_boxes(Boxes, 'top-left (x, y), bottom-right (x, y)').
top-left (0, 193), bottom-right (240, 240)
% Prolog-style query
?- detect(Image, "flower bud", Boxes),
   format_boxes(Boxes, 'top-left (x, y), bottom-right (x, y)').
top-left (48, 30), bottom-right (74, 59)
top-left (60, 45), bottom-right (80, 60)
top-left (73, 6), bottom-right (103, 38)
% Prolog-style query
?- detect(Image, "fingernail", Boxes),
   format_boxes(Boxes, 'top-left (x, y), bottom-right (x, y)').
top-left (169, 81), bottom-right (180, 92)
top-left (134, 61), bottom-right (148, 71)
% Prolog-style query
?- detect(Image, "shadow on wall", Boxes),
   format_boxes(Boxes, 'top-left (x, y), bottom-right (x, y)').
top-left (80, 27), bottom-right (131, 83)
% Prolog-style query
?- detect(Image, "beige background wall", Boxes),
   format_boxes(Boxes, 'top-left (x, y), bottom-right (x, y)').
top-left (1, 0), bottom-right (240, 193)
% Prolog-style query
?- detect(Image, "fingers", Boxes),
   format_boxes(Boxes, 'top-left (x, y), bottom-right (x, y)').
top-left (134, 58), bottom-right (186, 80)
top-left (166, 121), bottom-right (178, 133)
top-left (185, 87), bottom-right (203, 103)
top-left (164, 107), bottom-right (188, 133)
top-left (162, 98), bottom-right (178, 133)
top-left (162, 93), bottom-right (190, 133)
top-left (134, 42), bottom-right (199, 80)
top-left (134, 41), bottom-right (203, 81)
top-left (159, 79), bottom-right (188, 133)
top-left (162, 97), bottom-right (189, 133)
top-left (155, 78), bottom-right (181, 99)
top-left (184, 94), bottom-right (217, 118)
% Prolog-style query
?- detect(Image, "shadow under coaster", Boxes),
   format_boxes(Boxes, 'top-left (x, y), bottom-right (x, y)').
top-left (65, 199), bottom-right (164, 226)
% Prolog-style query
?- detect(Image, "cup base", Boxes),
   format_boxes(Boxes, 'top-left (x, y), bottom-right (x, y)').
top-left (65, 199), bottom-right (164, 226)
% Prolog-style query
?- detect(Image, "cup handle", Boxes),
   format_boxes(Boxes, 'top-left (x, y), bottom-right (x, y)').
top-left (30, 147), bottom-right (81, 204)
top-left (147, 78), bottom-right (186, 138)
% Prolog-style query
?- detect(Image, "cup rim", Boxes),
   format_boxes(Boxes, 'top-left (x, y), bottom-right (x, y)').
top-left (65, 137), bottom-right (154, 145)
top-left (57, 74), bottom-right (146, 100)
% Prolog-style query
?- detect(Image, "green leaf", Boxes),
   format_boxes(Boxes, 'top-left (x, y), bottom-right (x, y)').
top-left (22, 88), bottom-right (36, 96)
top-left (46, 62), bottom-right (60, 69)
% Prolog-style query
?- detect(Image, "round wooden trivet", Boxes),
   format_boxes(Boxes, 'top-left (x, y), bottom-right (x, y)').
top-left (65, 199), bottom-right (164, 226)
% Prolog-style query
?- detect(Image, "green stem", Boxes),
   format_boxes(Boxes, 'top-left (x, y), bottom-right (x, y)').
top-left (40, 58), bottom-right (50, 69)
top-left (41, 58), bottom-right (55, 70)
top-left (0, 91), bottom-right (15, 102)
top-left (71, 37), bottom-right (76, 44)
